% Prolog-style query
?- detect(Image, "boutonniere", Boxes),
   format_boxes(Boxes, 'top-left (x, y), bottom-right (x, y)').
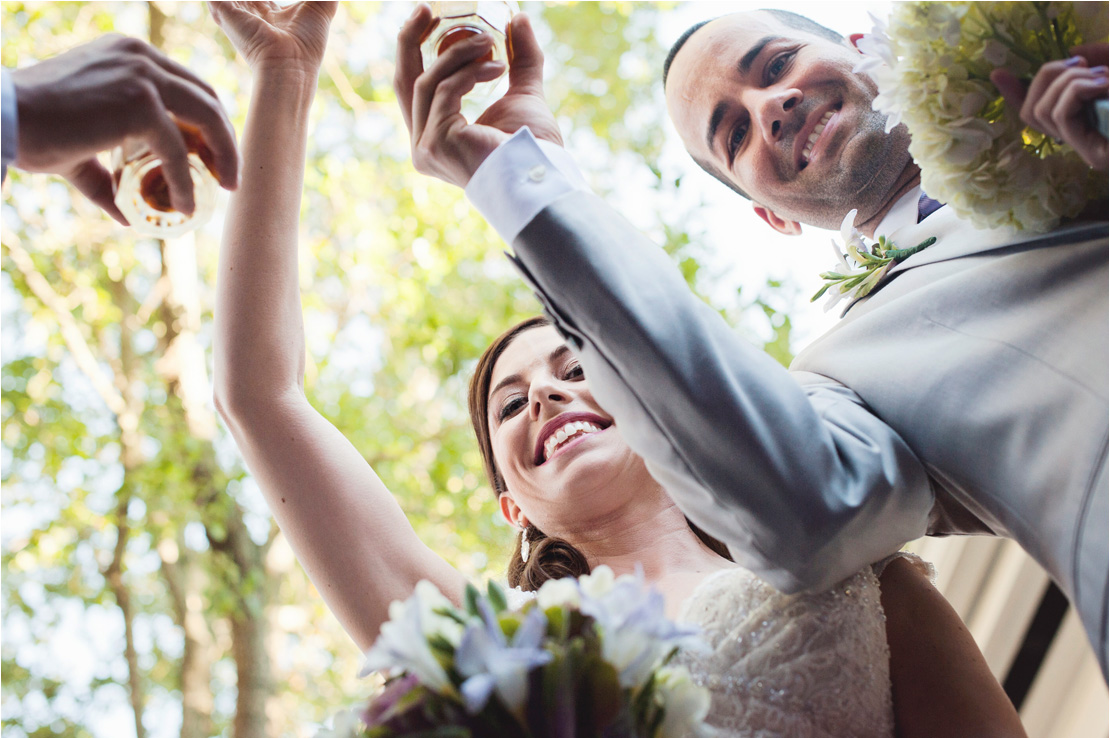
top-left (811, 210), bottom-right (936, 312)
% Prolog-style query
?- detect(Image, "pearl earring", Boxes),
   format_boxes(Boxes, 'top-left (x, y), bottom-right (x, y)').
top-left (520, 525), bottom-right (531, 564)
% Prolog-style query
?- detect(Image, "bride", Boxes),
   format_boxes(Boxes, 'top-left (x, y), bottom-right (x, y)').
top-left (209, 3), bottom-right (1025, 736)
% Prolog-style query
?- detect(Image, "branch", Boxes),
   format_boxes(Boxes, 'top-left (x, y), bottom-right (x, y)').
top-left (2, 238), bottom-right (128, 417)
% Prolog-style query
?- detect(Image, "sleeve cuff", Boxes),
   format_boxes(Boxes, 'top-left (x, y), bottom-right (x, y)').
top-left (464, 127), bottom-right (592, 244)
top-left (2, 69), bottom-right (17, 179)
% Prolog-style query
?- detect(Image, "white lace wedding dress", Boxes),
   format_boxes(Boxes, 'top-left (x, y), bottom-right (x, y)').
top-left (509, 556), bottom-right (927, 737)
top-left (673, 564), bottom-right (899, 738)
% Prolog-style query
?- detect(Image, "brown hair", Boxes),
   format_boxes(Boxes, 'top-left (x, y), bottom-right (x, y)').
top-left (468, 317), bottom-right (732, 591)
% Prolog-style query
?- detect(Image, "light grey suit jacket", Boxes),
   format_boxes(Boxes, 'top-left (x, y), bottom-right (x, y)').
top-left (507, 191), bottom-right (1108, 675)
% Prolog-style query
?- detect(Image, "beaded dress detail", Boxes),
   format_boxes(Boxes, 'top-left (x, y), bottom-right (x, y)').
top-left (674, 566), bottom-right (894, 738)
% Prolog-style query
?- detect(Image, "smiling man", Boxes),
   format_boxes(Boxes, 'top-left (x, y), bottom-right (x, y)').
top-left (395, 6), bottom-right (1109, 677)
top-left (662, 11), bottom-right (915, 236)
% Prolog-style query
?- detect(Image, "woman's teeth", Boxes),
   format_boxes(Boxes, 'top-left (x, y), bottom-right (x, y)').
top-left (544, 421), bottom-right (601, 461)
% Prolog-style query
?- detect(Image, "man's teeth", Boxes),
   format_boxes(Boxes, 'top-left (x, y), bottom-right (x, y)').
top-left (544, 421), bottom-right (601, 461)
top-left (802, 110), bottom-right (834, 164)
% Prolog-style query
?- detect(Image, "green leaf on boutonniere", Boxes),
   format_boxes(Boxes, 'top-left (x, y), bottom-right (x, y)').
top-left (812, 213), bottom-right (937, 313)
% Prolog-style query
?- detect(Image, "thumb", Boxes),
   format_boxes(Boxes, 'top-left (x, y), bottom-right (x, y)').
top-left (1071, 42), bottom-right (1109, 68)
top-left (506, 13), bottom-right (545, 97)
top-left (990, 68), bottom-right (1026, 111)
top-left (64, 159), bottom-right (130, 226)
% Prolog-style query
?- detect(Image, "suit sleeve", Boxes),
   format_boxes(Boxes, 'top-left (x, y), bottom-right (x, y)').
top-left (467, 131), bottom-right (935, 593)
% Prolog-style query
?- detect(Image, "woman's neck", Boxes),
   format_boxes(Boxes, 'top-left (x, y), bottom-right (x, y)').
top-left (569, 499), bottom-right (734, 584)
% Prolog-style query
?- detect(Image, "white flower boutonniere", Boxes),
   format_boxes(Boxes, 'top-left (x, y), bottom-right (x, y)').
top-left (811, 210), bottom-right (936, 312)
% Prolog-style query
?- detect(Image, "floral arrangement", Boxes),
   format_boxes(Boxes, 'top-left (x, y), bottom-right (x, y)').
top-left (856, 1), bottom-right (1108, 232)
top-left (811, 210), bottom-right (936, 311)
top-left (319, 567), bottom-right (712, 738)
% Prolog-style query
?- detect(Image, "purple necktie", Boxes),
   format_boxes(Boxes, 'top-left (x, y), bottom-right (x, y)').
top-left (917, 193), bottom-right (943, 223)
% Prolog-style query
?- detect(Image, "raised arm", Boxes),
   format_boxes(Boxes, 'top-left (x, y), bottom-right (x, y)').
top-left (210, 1), bottom-right (463, 649)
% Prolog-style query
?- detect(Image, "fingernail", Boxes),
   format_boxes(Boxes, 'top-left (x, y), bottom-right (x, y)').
top-left (1065, 55), bottom-right (1084, 67)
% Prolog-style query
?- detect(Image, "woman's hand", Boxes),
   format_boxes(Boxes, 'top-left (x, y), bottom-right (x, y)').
top-left (992, 43), bottom-right (1108, 170)
top-left (208, 1), bottom-right (338, 74)
top-left (395, 5), bottom-right (563, 188)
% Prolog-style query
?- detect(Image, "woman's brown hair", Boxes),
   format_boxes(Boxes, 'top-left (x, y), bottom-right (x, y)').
top-left (468, 316), bottom-right (731, 591)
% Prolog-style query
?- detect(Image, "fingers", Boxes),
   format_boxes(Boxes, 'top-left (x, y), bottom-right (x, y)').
top-left (64, 159), bottom-right (130, 226)
top-left (410, 32), bottom-right (500, 144)
top-left (1051, 74), bottom-right (1109, 169)
top-left (395, 3), bottom-right (436, 133)
top-left (138, 104), bottom-right (197, 215)
top-left (150, 73), bottom-right (240, 190)
top-left (505, 13), bottom-right (545, 98)
top-left (106, 34), bottom-right (240, 190)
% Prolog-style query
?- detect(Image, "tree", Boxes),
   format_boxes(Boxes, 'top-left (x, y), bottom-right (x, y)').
top-left (1, 3), bottom-right (798, 736)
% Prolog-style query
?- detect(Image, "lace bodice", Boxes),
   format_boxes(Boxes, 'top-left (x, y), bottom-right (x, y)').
top-left (674, 566), bottom-right (894, 738)
top-left (505, 558), bottom-right (915, 738)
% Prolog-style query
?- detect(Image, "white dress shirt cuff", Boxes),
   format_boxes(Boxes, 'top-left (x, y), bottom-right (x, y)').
top-left (2, 69), bottom-right (17, 180)
top-left (465, 127), bottom-right (592, 244)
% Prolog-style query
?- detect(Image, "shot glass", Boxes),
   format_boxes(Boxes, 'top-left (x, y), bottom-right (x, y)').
top-left (420, 1), bottom-right (518, 101)
top-left (112, 120), bottom-right (218, 239)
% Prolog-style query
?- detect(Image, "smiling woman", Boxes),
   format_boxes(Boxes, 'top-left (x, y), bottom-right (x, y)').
top-left (466, 315), bottom-right (732, 592)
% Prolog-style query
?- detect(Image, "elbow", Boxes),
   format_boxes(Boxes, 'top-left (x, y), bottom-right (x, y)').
top-left (212, 371), bottom-right (303, 432)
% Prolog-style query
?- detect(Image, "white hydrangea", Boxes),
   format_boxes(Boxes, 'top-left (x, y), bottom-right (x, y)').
top-left (856, 1), bottom-right (1104, 232)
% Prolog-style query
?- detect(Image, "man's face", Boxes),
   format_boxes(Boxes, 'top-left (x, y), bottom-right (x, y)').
top-left (665, 12), bottom-right (912, 231)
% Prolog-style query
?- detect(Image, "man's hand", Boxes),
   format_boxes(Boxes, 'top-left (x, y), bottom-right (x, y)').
top-left (394, 4), bottom-right (562, 188)
top-left (991, 43), bottom-right (1108, 171)
top-left (10, 34), bottom-right (240, 224)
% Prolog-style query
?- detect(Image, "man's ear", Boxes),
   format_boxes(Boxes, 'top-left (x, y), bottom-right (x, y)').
top-left (499, 493), bottom-right (527, 529)
top-left (752, 203), bottom-right (803, 236)
top-left (849, 33), bottom-right (865, 52)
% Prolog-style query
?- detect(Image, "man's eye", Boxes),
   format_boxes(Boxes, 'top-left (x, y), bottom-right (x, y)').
top-left (565, 362), bottom-right (584, 380)
top-left (728, 121), bottom-right (749, 160)
top-left (498, 396), bottom-right (526, 421)
top-left (766, 52), bottom-right (794, 82)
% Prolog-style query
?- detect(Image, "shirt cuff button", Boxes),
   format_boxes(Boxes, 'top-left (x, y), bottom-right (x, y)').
top-left (528, 165), bottom-right (546, 182)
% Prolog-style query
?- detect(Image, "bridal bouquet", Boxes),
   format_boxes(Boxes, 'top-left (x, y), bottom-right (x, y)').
top-left (856, 1), bottom-right (1108, 232)
top-left (320, 567), bottom-right (712, 738)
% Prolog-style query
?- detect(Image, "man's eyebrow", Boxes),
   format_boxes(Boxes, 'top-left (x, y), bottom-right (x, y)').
top-left (489, 345), bottom-right (573, 401)
top-left (739, 35), bottom-right (778, 76)
top-left (706, 102), bottom-right (728, 153)
top-left (705, 36), bottom-right (780, 153)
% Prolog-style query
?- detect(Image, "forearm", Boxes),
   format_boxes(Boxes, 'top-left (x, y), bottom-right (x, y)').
top-left (214, 68), bottom-right (319, 413)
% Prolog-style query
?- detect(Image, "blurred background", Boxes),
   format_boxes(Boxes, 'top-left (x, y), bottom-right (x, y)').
top-left (1, 2), bottom-right (1105, 736)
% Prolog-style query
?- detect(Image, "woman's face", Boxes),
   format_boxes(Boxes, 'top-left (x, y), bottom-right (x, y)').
top-left (486, 326), bottom-right (650, 536)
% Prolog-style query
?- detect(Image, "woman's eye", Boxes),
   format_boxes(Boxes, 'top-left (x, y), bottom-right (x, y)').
top-left (565, 363), bottom-right (584, 380)
top-left (498, 396), bottom-right (526, 421)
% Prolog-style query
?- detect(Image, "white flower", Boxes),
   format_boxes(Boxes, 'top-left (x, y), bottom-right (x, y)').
top-left (656, 666), bottom-right (714, 738)
top-left (314, 710), bottom-right (363, 738)
top-left (456, 603), bottom-right (552, 716)
top-left (359, 580), bottom-right (462, 693)
top-left (577, 564), bottom-right (617, 600)
top-left (577, 567), bottom-right (703, 689)
top-left (536, 577), bottom-right (581, 610)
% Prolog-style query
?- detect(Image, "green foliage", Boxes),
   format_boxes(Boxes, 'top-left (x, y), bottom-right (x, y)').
top-left (1, 2), bottom-right (801, 736)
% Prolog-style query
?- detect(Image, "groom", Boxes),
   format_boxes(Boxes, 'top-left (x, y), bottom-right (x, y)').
top-left (394, 7), bottom-right (1109, 674)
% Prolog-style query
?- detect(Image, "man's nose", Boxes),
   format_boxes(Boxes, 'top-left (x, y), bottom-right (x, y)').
top-left (752, 87), bottom-right (802, 144)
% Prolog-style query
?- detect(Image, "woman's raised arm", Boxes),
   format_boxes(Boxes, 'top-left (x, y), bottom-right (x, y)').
top-left (209, 1), bottom-right (465, 650)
